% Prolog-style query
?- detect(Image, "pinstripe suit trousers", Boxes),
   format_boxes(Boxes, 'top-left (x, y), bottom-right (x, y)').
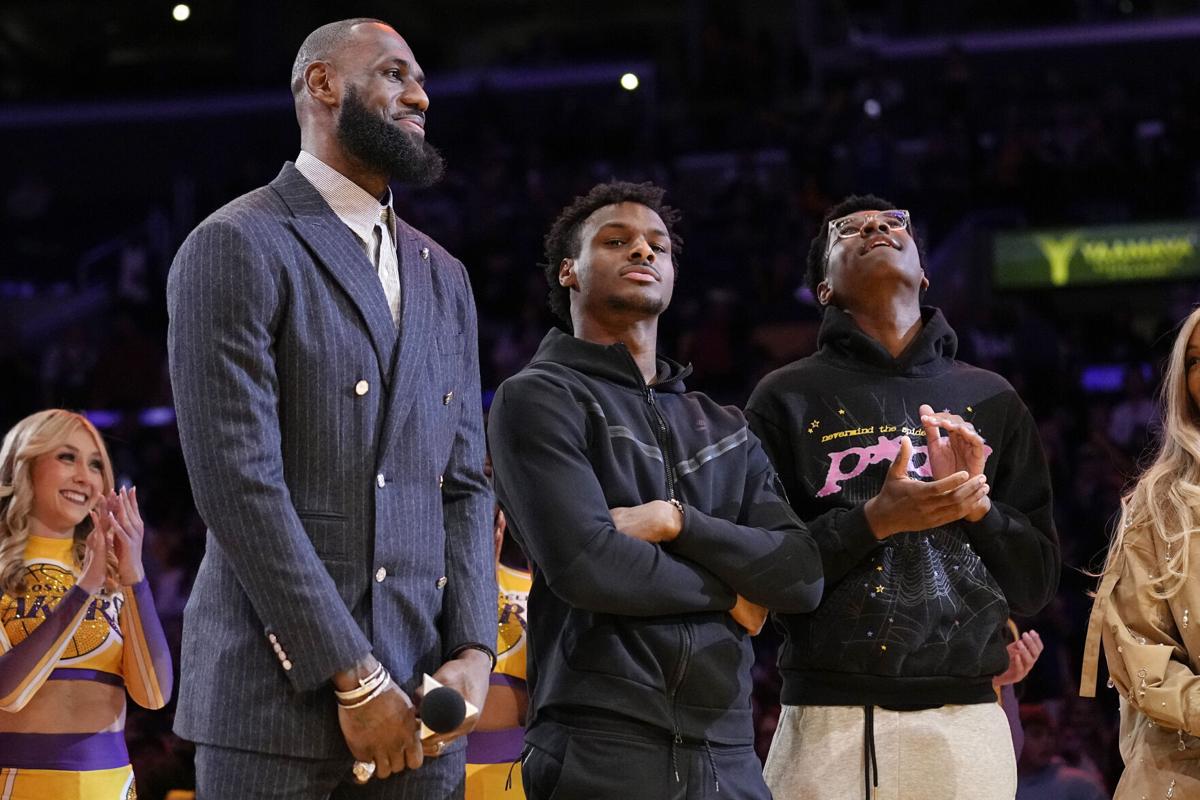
top-left (194, 744), bottom-right (466, 799)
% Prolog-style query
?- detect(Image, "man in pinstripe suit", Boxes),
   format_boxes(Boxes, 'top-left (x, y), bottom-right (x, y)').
top-left (166, 18), bottom-right (496, 799)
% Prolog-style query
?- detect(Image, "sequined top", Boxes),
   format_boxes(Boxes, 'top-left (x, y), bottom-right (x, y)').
top-left (0, 535), bottom-right (172, 712)
top-left (495, 563), bottom-right (531, 682)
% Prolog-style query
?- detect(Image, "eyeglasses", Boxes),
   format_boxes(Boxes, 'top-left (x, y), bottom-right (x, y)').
top-left (825, 209), bottom-right (911, 257)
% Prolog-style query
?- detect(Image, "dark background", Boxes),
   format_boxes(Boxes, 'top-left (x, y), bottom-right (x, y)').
top-left (5, 1), bottom-right (1200, 796)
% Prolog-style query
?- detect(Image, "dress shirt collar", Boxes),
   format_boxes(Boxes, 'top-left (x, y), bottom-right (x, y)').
top-left (294, 150), bottom-right (394, 246)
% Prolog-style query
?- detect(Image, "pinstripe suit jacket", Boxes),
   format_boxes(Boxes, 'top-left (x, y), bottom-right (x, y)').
top-left (166, 163), bottom-right (496, 758)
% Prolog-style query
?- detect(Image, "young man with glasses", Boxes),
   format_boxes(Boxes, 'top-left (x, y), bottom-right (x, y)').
top-left (746, 194), bottom-right (1059, 800)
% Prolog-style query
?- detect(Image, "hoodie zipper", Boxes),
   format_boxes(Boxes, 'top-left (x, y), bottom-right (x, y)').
top-left (618, 345), bottom-right (692, 746)
top-left (644, 381), bottom-right (691, 762)
top-left (645, 386), bottom-right (679, 502)
top-left (667, 619), bottom-right (693, 777)
top-left (614, 344), bottom-right (680, 501)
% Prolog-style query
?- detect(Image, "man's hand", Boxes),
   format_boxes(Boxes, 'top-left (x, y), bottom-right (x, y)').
top-left (919, 404), bottom-right (992, 522)
top-left (334, 657), bottom-right (422, 779)
top-left (993, 630), bottom-right (1044, 688)
top-left (919, 404), bottom-right (987, 479)
top-left (863, 437), bottom-right (989, 539)
top-left (610, 501), bottom-right (683, 543)
top-left (420, 648), bottom-right (491, 757)
top-left (729, 595), bottom-right (768, 635)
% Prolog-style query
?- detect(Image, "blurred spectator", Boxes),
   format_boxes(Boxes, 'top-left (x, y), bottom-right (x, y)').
top-left (1106, 366), bottom-right (1157, 454)
top-left (1017, 704), bottom-right (1108, 800)
top-left (39, 323), bottom-right (98, 408)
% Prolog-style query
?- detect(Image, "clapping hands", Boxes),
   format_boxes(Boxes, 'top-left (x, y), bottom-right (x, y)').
top-left (89, 486), bottom-right (146, 586)
top-left (919, 404), bottom-right (991, 523)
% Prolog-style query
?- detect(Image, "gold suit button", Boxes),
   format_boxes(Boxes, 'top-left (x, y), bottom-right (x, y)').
top-left (355, 380), bottom-right (369, 396)
top-left (443, 391), bottom-right (454, 405)
top-left (436, 576), bottom-right (448, 589)
top-left (375, 567), bottom-right (387, 583)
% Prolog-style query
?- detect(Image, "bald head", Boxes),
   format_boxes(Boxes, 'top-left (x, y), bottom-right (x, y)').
top-left (291, 18), bottom-right (388, 99)
top-left (289, 18), bottom-right (441, 193)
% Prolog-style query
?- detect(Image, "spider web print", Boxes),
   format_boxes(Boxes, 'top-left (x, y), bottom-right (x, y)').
top-left (801, 528), bottom-right (1009, 676)
top-left (788, 388), bottom-right (1010, 675)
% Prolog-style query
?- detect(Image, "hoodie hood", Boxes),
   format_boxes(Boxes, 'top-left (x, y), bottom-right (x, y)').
top-left (816, 305), bottom-right (958, 377)
top-left (529, 328), bottom-right (692, 392)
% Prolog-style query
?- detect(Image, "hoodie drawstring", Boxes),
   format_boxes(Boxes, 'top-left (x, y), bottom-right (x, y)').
top-left (703, 739), bottom-right (721, 793)
top-left (507, 744), bottom-right (531, 791)
top-left (863, 705), bottom-right (879, 800)
top-left (671, 735), bottom-right (722, 793)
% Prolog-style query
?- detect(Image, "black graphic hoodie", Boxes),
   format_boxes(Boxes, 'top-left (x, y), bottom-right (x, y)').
top-left (489, 329), bottom-right (823, 746)
top-left (746, 306), bottom-right (1059, 708)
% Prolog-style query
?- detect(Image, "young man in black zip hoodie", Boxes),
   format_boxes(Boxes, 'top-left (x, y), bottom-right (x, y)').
top-left (488, 181), bottom-right (823, 799)
top-left (746, 195), bottom-right (1059, 800)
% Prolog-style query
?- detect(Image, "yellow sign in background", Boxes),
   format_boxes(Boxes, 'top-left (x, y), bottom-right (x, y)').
top-left (993, 222), bottom-right (1200, 288)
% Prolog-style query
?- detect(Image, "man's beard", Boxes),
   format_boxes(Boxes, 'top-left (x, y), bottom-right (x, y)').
top-left (336, 86), bottom-right (445, 188)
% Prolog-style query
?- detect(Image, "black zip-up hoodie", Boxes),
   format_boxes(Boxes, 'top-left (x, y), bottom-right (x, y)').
top-left (489, 329), bottom-right (823, 746)
top-left (746, 306), bottom-right (1059, 708)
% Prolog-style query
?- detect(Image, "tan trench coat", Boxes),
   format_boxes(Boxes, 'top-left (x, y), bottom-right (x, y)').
top-left (1082, 524), bottom-right (1200, 799)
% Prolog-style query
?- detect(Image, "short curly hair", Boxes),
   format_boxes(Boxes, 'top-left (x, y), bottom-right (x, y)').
top-left (806, 193), bottom-right (924, 298)
top-left (541, 181), bottom-right (684, 329)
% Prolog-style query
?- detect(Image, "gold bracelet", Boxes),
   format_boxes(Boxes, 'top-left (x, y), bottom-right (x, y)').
top-left (334, 664), bottom-right (389, 702)
top-left (339, 675), bottom-right (392, 709)
top-left (333, 662), bottom-right (385, 698)
top-left (335, 674), bottom-right (388, 703)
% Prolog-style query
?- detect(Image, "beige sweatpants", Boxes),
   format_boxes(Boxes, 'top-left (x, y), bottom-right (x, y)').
top-left (763, 703), bottom-right (1017, 800)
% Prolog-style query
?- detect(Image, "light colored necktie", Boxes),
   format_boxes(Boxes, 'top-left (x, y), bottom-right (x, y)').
top-left (375, 206), bottom-right (401, 326)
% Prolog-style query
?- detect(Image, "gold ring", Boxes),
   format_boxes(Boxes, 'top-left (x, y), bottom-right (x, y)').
top-left (435, 740), bottom-right (445, 754)
top-left (352, 760), bottom-right (375, 783)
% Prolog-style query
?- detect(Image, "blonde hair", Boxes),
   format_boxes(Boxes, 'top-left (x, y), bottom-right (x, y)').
top-left (0, 410), bottom-right (116, 595)
top-left (1101, 307), bottom-right (1200, 599)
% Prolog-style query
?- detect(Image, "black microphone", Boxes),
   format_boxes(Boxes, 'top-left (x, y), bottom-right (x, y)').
top-left (353, 678), bottom-right (470, 782)
top-left (421, 685), bottom-right (467, 733)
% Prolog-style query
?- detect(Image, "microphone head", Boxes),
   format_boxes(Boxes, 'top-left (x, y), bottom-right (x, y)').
top-left (421, 686), bottom-right (466, 733)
